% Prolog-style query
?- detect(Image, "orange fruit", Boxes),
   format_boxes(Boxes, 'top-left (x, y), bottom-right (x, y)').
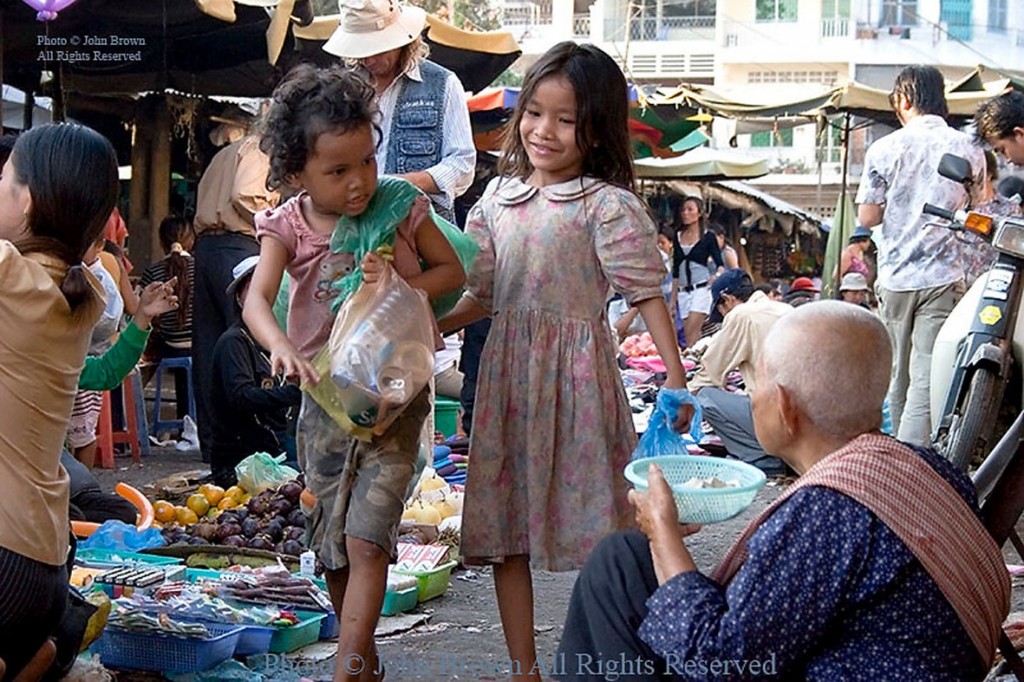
top-left (198, 484), bottom-right (225, 506)
top-left (154, 501), bottom-right (176, 524)
top-left (175, 506), bottom-right (199, 526)
top-left (225, 485), bottom-right (246, 503)
top-left (217, 497), bottom-right (237, 510)
top-left (186, 493), bottom-right (210, 516)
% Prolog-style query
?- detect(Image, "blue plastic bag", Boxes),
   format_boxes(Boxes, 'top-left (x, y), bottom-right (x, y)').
top-left (78, 520), bottom-right (165, 552)
top-left (632, 388), bottom-right (705, 461)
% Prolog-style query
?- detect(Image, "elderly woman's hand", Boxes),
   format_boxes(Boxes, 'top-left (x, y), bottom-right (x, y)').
top-left (629, 464), bottom-right (700, 584)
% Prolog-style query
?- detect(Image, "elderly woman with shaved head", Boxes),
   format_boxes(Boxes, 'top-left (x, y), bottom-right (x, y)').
top-left (556, 302), bottom-right (1010, 681)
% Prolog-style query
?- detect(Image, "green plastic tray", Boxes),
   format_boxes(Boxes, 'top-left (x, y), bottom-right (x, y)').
top-left (75, 549), bottom-right (183, 567)
top-left (380, 586), bottom-right (418, 616)
top-left (269, 611), bottom-right (327, 653)
top-left (394, 561), bottom-right (457, 603)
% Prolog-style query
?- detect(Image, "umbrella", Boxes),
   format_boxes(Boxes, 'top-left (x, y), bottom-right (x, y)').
top-left (634, 147), bottom-right (770, 181)
top-left (821, 192), bottom-right (856, 298)
top-left (629, 104), bottom-right (705, 159)
top-left (0, 2), bottom-right (521, 98)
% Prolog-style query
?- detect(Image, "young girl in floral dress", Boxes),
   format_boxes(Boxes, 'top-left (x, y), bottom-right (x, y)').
top-left (441, 42), bottom-right (690, 680)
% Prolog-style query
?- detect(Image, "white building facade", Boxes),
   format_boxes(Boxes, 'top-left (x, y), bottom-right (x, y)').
top-left (498, 0), bottom-right (1024, 214)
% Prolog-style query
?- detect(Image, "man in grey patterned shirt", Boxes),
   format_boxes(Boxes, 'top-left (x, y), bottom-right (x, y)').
top-left (856, 65), bottom-right (984, 447)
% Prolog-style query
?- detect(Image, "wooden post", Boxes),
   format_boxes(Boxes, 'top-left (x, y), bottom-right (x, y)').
top-left (144, 97), bottom-right (172, 271)
top-left (22, 90), bottom-right (34, 130)
top-left (127, 105), bottom-right (153, 269)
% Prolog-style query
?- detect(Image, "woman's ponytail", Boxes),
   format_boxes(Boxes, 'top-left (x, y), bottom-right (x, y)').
top-left (60, 263), bottom-right (95, 311)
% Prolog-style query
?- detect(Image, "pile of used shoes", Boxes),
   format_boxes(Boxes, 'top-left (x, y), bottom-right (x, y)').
top-left (433, 437), bottom-right (468, 486)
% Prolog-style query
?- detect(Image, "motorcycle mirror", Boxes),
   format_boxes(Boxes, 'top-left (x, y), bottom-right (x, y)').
top-left (937, 153), bottom-right (972, 185)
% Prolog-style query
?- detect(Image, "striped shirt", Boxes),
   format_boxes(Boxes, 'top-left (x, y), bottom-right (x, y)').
top-left (140, 255), bottom-right (194, 349)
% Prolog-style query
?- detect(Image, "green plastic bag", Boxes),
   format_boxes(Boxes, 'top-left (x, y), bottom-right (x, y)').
top-left (427, 211), bottom-right (478, 318)
top-left (235, 452), bottom-right (299, 495)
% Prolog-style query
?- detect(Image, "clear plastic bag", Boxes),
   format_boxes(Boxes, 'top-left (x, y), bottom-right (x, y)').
top-left (306, 264), bottom-right (435, 440)
top-left (235, 452), bottom-right (300, 495)
top-left (632, 388), bottom-right (705, 460)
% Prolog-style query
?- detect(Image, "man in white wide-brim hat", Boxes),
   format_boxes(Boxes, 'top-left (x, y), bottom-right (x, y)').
top-left (324, 0), bottom-right (475, 223)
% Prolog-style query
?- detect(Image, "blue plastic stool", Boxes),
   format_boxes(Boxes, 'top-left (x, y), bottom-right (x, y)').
top-left (151, 356), bottom-right (196, 435)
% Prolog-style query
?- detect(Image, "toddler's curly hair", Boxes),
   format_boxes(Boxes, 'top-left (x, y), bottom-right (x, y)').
top-left (260, 63), bottom-right (379, 191)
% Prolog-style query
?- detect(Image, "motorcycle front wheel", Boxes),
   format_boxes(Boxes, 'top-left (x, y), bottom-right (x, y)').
top-left (940, 368), bottom-right (1004, 471)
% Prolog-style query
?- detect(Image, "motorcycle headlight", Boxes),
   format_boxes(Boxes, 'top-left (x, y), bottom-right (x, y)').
top-left (992, 218), bottom-right (1024, 258)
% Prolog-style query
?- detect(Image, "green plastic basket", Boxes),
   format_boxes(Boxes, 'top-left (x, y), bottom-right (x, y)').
top-left (393, 561), bottom-right (457, 603)
top-left (624, 455), bottom-right (766, 524)
top-left (269, 611), bottom-right (327, 653)
top-left (381, 586), bottom-right (418, 616)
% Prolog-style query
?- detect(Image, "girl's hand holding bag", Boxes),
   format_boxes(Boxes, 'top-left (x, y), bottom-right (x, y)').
top-left (305, 262), bottom-right (435, 440)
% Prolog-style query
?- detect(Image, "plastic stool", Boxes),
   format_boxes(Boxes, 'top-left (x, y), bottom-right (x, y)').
top-left (151, 356), bottom-right (196, 436)
top-left (96, 369), bottom-right (150, 468)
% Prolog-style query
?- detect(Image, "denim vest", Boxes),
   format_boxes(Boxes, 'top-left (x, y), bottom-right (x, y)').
top-left (385, 60), bottom-right (453, 222)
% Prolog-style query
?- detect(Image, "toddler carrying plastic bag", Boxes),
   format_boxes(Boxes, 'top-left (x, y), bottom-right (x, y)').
top-left (306, 263), bottom-right (435, 441)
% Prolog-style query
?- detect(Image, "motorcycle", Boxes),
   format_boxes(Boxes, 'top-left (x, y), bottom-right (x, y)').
top-left (927, 153), bottom-right (1024, 470)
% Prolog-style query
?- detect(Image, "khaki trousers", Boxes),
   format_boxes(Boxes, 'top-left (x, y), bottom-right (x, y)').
top-left (876, 281), bottom-right (963, 447)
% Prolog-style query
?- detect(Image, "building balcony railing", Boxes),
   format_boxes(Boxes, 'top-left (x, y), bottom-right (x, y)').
top-left (628, 15), bottom-right (716, 41)
top-left (821, 17), bottom-right (849, 38)
top-left (501, 0), bottom-right (552, 26)
top-left (573, 13), bottom-right (590, 38)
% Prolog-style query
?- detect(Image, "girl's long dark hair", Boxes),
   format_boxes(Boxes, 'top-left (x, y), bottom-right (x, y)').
top-left (499, 42), bottom-right (635, 190)
top-left (12, 123), bottom-right (118, 313)
top-left (158, 215), bottom-right (194, 326)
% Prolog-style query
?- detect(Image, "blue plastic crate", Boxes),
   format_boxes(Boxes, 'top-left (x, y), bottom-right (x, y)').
top-left (91, 623), bottom-right (243, 673)
top-left (193, 620), bottom-right (274, 656)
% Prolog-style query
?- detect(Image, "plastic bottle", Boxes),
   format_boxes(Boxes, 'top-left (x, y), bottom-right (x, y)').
top-left (377, 341), bottom-right (434, 403)
top-left (300, 550), bottom-right (316, 578)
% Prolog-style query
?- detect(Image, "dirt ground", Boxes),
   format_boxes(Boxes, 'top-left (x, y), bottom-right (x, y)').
top-left (91, 448), bottom-right (1024, 681)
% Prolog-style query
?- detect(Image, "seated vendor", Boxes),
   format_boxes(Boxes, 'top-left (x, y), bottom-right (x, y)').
top-left (690, 269), bottom-right (791, 475)
top-left (556, 302), bottom-right (1010, 680)
top-left (209, 256), bottom-right (302, 487)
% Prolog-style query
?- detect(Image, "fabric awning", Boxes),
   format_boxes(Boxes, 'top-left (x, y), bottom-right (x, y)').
top-left (664, 179), bottom-right (824, 236)
top-left (635, 146), bottom-right (767, 181)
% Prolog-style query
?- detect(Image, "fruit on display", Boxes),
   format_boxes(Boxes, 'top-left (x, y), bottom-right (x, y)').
top-left (432, 498), bottom-right (457, 520)
top-left (402, 499), bottom-right (442, 525)
top-left (175, 506), bottom-right (199, 526)
top-left (186, 493), bottom-right (211, 516)
top-left (160, 476), bottom-right (309, 556)
top-left (420, 476), bottom-right (446, 492)
top-left (154, 501), bottom-right (176, 524)
top-left (197, 484), bottom-right (225, 506)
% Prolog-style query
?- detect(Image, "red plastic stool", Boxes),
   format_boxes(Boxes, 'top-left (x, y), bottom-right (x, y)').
top-left (96, 371), bottom-right (147, 468)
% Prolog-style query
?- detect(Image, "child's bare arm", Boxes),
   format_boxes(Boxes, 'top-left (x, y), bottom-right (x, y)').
top-left (243, 238), bottom-right (318, 385)
top-left (637, 296), bottom-right (687, 390)
top-left (405, 218), bottom-right (466, 300)
top-left (438, 295), bottom-right (489, 334)
top-left (116, 256), bottom-right (140, 316)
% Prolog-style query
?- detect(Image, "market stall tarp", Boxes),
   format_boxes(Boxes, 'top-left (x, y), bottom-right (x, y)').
top-left (655, 77), bottom-right (1014, 122)
top-left (635, 147), bottom-right (768, 181)
top-left (0, 2), bottom-right (521, 98)
top-left (667, 179), bottom-right (824, 237)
